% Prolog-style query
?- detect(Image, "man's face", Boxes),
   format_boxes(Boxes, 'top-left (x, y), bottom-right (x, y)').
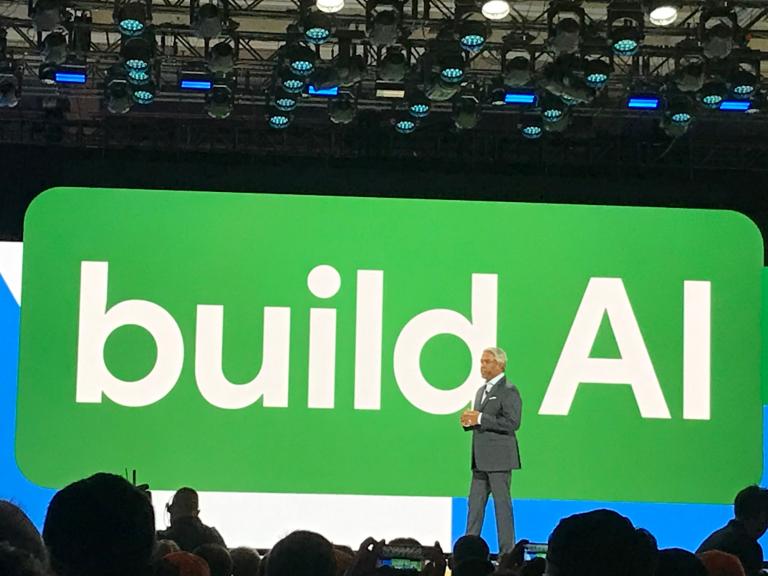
top-left (480, 351), bottom-right (504, 381)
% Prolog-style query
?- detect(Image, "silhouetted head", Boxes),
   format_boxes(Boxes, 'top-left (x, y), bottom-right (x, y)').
top-left (698, 550), bottom-right (746, 576)
top-left (156, 551), bottom-right (211, 576)
top-left (657, 548), bottom-right (707, 576)
top-left (546, 509), bottom-right (658, 576)
top-left (230, 547), bottom-right (261, 576)
top-left (0, 542), bottom-right (49, 576)
top-left (453, 557), bottom-right (495, 576)
top-left (733, 485), bottom-right (768, 539)
top-left (168, 488), bottom-right (200, 524)
top-left (194, 544), bottom-right (232, 576)
top-left (42, 473), bottom-right (155, 576)
top-left (452, 535), bottom-right (490, 568)
top-left (0, 501), bottom-right (46, 563)
top-left (266, 531), bottom-right (335, 576)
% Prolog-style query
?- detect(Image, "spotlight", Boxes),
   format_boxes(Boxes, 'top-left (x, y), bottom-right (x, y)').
top-left (673, 61), bottom-right (704, 93)
top-left (334, 54), bottom-right (366, 86)
top-left (267, 107), bottom-right (292, 129)
top-left (206, 83), bottom-right (233, 119)
top-left (729, 68), bottom-right (757, 97)
top-left (121, 35), bottom-right (152, 72)
top-left (376, 81), bottom-right (405, 98)
top-left (378, 47), bottom-right (407, 82)
top-left (702, 23), bottom-right (733, 60)
top-left (504, 89), bottom-right (537, 105)
top-left (180, 71), bottom-right (213, 90)
top-left (131, 79), bottom-right (156, 104)
top-left (367, 2), bottom-right (402, 47)
top-left (520, 116), bottom-right (543, 139)
top-left (308, 84), bottom-right (339, 96)
top-left (540, 57), bottom-right (595, 104)
top-left (719, 99), bottom-right (751, 111)
top-left (278, 68), bottom-right (306, 93)
top-left (41, 31), bottom-right (67, 65)
top-left (666, 95), bottom-right (694, 125)
top-left (394, 114), bottom-right (416, 134)
top-left (452, 94), bottom-right (480, 130)
top-left (647, 0), bottom-right (678, 26)
top-left (481, 0), bottom-right (509, 20)
top-left (105, 66), bottom-right (132, 114)
top-left (540, 92), bottom-right (566, 121)
top-left (38, 62), bottom-right (56, 85)
top-left (547, 3), bottom-right (585, 57)
top-left (303, 12), bottom-right (333, 45)
top-left (608, 2), bottom-right (644, 56)
top-left (440, 57), bottom-right (464, 84)
top-left (274, 88), bottom-right (299, 111)
top-left (115, 0), bottom-right (150, 36)
top-left (54, 64), bottom-right (87, 84)
top-left (487, 77), bottom-right (506, 105)
top-left (627, 93), bottom-right (660, 109)
top-left (660, 116), bottom-right (689, 137)
top-left (543, 110), bottom-right (570, 132)
top-left (584, 58), bottom-right (610, 88)
top-left (699, 81), bottom-right (726, 108)
top-left (503, 55), bottom-right (531, 87)
top-left (458, 20), bottom-right (488, 53)
top-left (407, 90), bottom-right (430, 117)
top-left (316, 0), bottom-right (344, 14)
top-left (128, 68), bottom-right (150, 84)
top-left (194, 3), bottom-right (222, 39)
top-left (285, 44), bottom-right (316, 76)
top-left (423, 72), bottom-right (460, 101)
top-left (32, 0), bottom-right (63, 31)
top-left (208, 41), bottom-right (234, 74)
top-left (328, 93), bottom-right (355, 124)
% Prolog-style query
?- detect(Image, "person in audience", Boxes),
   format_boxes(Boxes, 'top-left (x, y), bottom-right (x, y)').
top-left (452, 557), bottom-right (494, 576)
top-left (333, 545), bottom-right (355, 576)
top-left (698, 550), bottom-right (747, 576)
top-left (193, 543), bottom-right (232, 576)
top-left (158, 488), bottom-right (226, 552)
top-left (153, 540), bottom-right (182, 563)
top-left (0, 501), bottom-right (47, 564)
top-left (697, 485), bottom-right (768, 576)
top-left (656, 548), bottom-right (707, 576)
top-left (545, 509), bottom-right (658, 576)
top-left (265, 530), bottom-right (336, 576)
top-left (42, 472), bottom-right (156, 576)
top-left (0, 541), bottom-right (49, 576)
top-left (230, 547), bottom-right (261, 576)
top-left (451, 535), bottom-right (490, 569)
top-left (345, 536), bottom-right (445, 576)
top-left (156, 551), bottom-right (211, 576)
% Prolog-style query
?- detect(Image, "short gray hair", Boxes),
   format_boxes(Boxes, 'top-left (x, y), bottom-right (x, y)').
top-left (483, 347), bottom-right (507, 368)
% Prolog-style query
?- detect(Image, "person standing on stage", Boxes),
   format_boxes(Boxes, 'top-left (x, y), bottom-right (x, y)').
top-left (460, 347), bottom-right (522, 554)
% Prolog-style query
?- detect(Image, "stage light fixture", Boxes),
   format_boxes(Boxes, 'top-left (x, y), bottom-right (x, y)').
top-left (673, 61), bottom-right (704, 93)
top-left (660, 116), bottom-right (689, 137)
top-left (267, 108), bottom-right (292, 129)
top-left (131, 79), bottom-right (155, 104)
top-left (543, 110), bottom-right (570, 132)
top-left (627, 93), bottom-right (660, 109)
top-left (42, 31), bottom-right (67, 65)
top-left (584, 58), bottom-right (610, 88)
top-left (208, 41), bottom-right (234, 74)
top-left (367, 2), bottom-right (402, 47)
top-left (423, 73), bottom-right (460, 101)
top-left (503, 55), bottom-right (531, 87)
top-left (505, 89), bottom-right (537, 105)
top-left (458, 20), bottom-right (489, 53)
top-left (32, 0), bottom-right (63, 31)
top-left (308, 84), bottom-right (339, 96)
top-left (105, 66), bottom-right (132, 114)
top-left (316, 0), bottom-right (344, 14)
top-left (54, 64), bottom-right (87, 84)
top-left (700, 6), bottom-right (737, 61)
top-left (407, 90), bottom-right (430, 117)
top-left (303, 12), bottom-right (333, 45)
top-left (180, 71), bottom-right (213, 91)
top-left (540, 92), bottom-right (566, 121)
top-left (206, 83), bottom-right (233, 118)
top-left (547, 3), bottom-right (585, 57)
top-left (719, 99), bottom-right (750, 111)
top-left (279, 68), bottom-right (306, 93)
top-left (378, 47), bottom-right (407, 82)
top-left (274, 88), bottom-right (299, 111)
top-left (194, 3), bottom-right (222, 39)
top-left (699, 81), bottom-right (726, 108)
top-left (540, 57), bottom-right (595, 104)
top-left (608, 2), bottom-right (644, 57)
top-left (376, 81), bottom-right (405, 98)
top-left (121, 35), bottom-right (152, 72)
top-left (488, 78), bottom-right (506, 105)
top-left (440, 60), bottom-right (464, 84)
top-left (328, 93), bottom-right (356, 124)
top-left (394, 115), bottom-right (416, 134)
top-left (115, 0), bottom-right (150, 36)
top-left (648, 0), bottom-right (678, 26)
top-left (729, 68), bottom-right (757, 97)
top-left (452, 94), bottom-right (480, 130)
top-left (128, 68), bottom-right (149, 84)
top-left (520, 116), bottom-right (543, 139)
top-left (334, 54), bottom-right (366, 87)
top-left (482, 0), bottom-right (509, 20)
top-left (666, 95), bottom-right (694, 125)
top-left (285, 44), bottom-right (317, 76)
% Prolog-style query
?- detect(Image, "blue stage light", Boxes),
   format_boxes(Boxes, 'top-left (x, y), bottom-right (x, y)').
top-left (180, 79), bottom-right (213, 91)
top-left (54, 71), bottom-right (86, 84)
top-left (395, 119), bottom-right (416, 134)
top-left (719, 99), bottom-right (751, 111)
top-left (308, 85), bottom-right (339, 97)
top-left (627, 95), bottom-right (660, 110)
top-left (504, 91), bottom-right (536, 105)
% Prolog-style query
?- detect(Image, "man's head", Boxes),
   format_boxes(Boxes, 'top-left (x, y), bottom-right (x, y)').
top-left (698, 550), bottom-right (746, 576)
top-left (733, 485), bottom-right (768, 538)
top-left (168, 488), bottom-right (200, 524)
top-left (265, 531), bottom-right (335, 576)
top-left (451, 535), bottom-right (490, 569)
top-left (656, 549), bottom-right (707, 576)
top-left (480, 347), bottom-right (506, 381)
top-left (546, 509), bottom-right (657, 576)
top-left (0, 501), bottom-right (47, 564)
top-left (42, 472), bottom-right (156, 576)
top-left (193, 544), bottom-right (232, 576)
top-left (230, 547), bottom-right (261, 576)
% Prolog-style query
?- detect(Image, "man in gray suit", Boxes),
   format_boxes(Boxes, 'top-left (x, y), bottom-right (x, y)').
top-left (460, 346), bottom-right (522, 554)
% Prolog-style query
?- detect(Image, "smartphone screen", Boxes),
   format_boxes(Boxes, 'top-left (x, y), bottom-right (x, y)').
top-left (376, 558), bottom-right (424, 570)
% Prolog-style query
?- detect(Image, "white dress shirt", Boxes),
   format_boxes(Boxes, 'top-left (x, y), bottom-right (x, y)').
top-left (478, 372), bottom-right (505, 425)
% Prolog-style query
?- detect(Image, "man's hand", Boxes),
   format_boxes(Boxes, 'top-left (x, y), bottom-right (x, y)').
top-left (422, 541), bottom-right (446, 576)
top-left (346, 537), bottom-right (384, 576)
top-left (461, 410), bottom-right (480, 427)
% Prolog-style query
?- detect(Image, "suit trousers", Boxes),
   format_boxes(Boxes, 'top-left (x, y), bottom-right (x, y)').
top-left (466, 469), bottom-right (515, 554)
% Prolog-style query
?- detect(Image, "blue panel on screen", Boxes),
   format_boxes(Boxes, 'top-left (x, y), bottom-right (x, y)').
top-left (55, 72), bottom-right (87, 84)
top-left (0, 274), bottom-right (55, 528)
top-left (180, 79), bottom-right (213, 91)
top-left (504, 92), bottom-right (537, 105)
top-left (719, 100), bottom-right (751, 111)
top-left (627, 96), bottom-right (660, 110)
top-left (308, 85), bottom-right (339, 97)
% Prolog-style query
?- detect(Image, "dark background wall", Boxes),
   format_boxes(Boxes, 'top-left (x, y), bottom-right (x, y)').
top-left (1, 143), bottom-right (766, 259)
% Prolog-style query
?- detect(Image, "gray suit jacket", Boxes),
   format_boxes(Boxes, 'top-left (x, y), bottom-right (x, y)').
top-left (465, 376), bottom-right (522, 471)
